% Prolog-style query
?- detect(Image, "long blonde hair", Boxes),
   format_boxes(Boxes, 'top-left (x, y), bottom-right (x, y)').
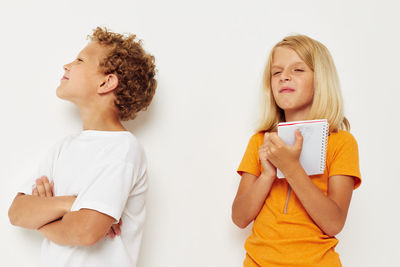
top-left (256, 34), bottom-right (350, 133)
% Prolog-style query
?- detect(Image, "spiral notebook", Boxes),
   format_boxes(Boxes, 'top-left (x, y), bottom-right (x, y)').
top-left (277, 119), bottom-right (329, 178)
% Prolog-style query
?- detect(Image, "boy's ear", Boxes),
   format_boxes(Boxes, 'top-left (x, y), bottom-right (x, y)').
top-left (98, 74), bottom-right (118, 94)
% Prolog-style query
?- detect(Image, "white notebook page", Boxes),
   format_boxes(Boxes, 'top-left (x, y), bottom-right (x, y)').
top-left (276, 119), bottom-right (329, 178)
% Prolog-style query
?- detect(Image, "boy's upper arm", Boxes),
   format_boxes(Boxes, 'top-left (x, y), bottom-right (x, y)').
top-left (17, 136), bottom-right (70, 195)
top-left (71, 161), bottom-right (137, 223)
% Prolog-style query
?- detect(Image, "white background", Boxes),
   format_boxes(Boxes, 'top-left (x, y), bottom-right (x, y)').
top-left (1, 0), bottom-right (399, 266)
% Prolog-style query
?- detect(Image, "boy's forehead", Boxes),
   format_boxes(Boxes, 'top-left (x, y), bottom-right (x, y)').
top-left (80, 42), bottom-right (107, 63)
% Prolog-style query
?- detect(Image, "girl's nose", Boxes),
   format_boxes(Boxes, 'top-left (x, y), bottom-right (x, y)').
top-left (280, 70), bottom-right (291, 82)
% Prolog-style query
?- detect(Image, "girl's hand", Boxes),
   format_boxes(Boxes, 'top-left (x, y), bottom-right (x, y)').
top-left (33, 176), bottom-right (54, 197)
top-left (258, 132), bottom-right (277, 178)
top-left (265, 130), bottom-right (303, 176)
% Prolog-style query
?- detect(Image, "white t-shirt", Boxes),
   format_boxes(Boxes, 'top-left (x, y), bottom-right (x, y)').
top-left (18, 130), bottom-right (147, 267)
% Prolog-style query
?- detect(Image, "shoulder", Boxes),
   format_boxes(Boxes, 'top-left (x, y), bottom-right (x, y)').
top-left (248, 132), bottom-right (265, 147)
top-left (328, 130), bottom-right (358, 148)
top-left (78, 131), bottom-right (146, 165)
top-left (121, 132), bottom-right (145, 159)
top-left (112, 132), bottom-right (146, 164)
top-left (327, 130), bottom-right (359, 162)
top-left (106, 132), bottom-right (146, 164)
top-left (48, 133), bottom-right (78, 154)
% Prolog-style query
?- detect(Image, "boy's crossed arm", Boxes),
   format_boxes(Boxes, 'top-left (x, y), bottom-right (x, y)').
top-left (38, 208), bottom-right (116, 246)
top-left (9, 176), bottom-right (122, 246)
top-left (8, 176), bottom-right (75, 229)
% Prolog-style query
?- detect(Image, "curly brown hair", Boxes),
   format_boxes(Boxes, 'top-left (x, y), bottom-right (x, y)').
top-left (89, 27), bottom-right (157, 121)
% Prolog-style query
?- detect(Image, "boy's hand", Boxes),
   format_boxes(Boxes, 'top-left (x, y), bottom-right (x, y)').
top-left (106, 219), bottom-right (122, 239)
top-left (33, 176), bottom-right (54, 197)
top-left (33, 176), bottom-right (76, 213)
top-left (33, 176), bottom-right (121, 239)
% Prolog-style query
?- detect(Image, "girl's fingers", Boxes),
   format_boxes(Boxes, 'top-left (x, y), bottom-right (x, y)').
top-left (263, 132), bottom-right (273, 147)
top-left (269, 133), bottom-right (280, 146)
top-left (33, 187), bottom-right (39, 196)
top-left (263, 132), bottom-right (269, 143)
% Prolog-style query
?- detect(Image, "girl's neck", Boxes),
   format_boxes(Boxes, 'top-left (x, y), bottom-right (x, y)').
top-left (284, 106), bottom-right (311, 122)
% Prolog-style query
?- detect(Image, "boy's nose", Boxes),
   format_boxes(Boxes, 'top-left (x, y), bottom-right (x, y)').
top-left (63, 63), bottom-right (71, 71)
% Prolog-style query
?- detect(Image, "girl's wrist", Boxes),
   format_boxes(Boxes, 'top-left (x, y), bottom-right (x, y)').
top-left (283, 161), bottom-right (304, 180)
top-left (259, 172), bottom-right (276, 181)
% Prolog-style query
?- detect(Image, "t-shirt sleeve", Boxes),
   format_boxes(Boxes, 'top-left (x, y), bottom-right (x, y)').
top-left (16, 138), bottom-right (65, 195)
top-left (328, 132), bottom-right (362, 189)
top-left (237, 133), bottom-right (263, 177)
top-left (70, 161), bottom-right (136, 222)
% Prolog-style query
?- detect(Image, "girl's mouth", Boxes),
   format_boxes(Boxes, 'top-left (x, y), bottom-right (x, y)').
top-left (279, 87), bottom-right (295, 93)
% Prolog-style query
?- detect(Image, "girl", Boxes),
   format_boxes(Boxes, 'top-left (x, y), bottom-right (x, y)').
top-left (232, 35), bottom-right (361, 266)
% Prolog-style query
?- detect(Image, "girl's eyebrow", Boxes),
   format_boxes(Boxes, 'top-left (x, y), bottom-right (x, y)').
top-left (271, 61), bottom-right (306, 69)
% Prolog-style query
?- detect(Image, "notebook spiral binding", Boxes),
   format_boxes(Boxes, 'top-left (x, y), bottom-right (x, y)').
top-left (320, 122), bottom-right (329, 173)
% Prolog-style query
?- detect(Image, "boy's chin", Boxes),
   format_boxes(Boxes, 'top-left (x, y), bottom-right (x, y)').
top-left (56, 88), bottom-right (63, 99)
top-left (56, 88), bottom-right (70, 101)
top-left (56, 86), bottom-right (68, 99)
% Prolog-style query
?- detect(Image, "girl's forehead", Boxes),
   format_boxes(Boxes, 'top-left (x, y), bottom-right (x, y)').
top-left (272, 47), bottom-right (306, 67)
top-left (273, 47), bottom-right (302, 61)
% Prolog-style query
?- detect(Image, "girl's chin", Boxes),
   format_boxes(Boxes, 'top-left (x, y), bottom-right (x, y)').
top-left (276, 103), bottom-right (296, 111)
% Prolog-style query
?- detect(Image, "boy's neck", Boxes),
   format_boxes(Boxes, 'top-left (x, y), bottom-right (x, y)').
top-left (79, 106), bottom-right (126, 132)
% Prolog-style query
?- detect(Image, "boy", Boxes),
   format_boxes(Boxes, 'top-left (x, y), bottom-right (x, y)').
top-left (8, 27), bottom-right (157, 267)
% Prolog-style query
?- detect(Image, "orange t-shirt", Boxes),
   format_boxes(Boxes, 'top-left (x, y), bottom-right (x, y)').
top-left (237, 130), bottom-right (361, 267)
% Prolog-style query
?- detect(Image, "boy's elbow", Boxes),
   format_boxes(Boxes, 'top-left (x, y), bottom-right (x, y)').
top-left (74, 226), bottom-right (105, 247)
top-left (8, 198), bottom-right (24, 227)
top-left (64, 211), bottom-right (111, 247)
top-left (78, 234), bottom-right (101, 247)
top-left (8, 205), bottom-right (19, 226)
